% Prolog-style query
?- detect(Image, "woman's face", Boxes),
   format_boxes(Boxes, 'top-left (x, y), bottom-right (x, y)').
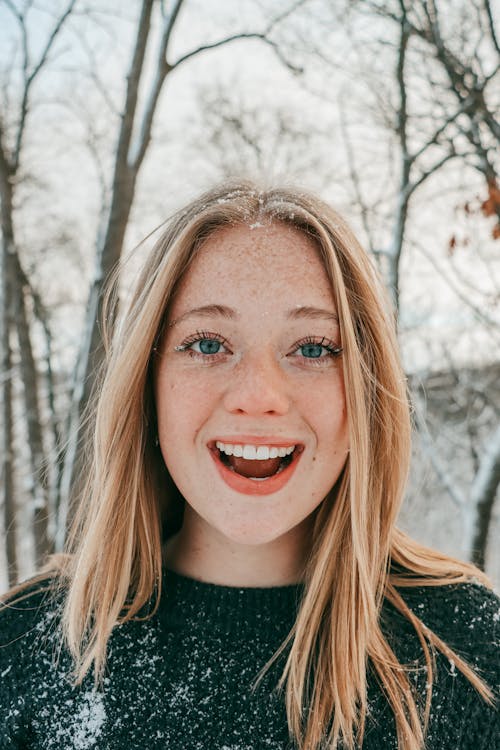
top-left (154, 221), bottom-right (349, 554)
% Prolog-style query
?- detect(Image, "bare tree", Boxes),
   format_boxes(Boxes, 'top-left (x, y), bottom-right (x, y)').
top-left (368, 0), bottom-right (500, 567)
top-left (0, 0), bottom-right (77, 583)
top-left (335, 0), bottom-right (499, 567)
top-left (362, 0), bottom-right (500, 284)
top-left (186, 84), bottom-right (329, 186)
top-left (404, 0), bottom-right (499, 221)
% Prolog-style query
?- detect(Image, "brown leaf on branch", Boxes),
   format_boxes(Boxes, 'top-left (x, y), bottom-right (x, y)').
top-left (481, 180), bottom-right (500, 218)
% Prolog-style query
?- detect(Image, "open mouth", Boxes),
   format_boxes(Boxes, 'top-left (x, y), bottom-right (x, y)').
top-left (209, 441), bottom-right (304, 482)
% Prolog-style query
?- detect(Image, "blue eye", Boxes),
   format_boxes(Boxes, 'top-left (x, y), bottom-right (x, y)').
top-left (176, 331), bottom-right (231, 359)
top-left (290, 337), bottom-right (342, 364)
top-left (195, 339), bottom-right (222, 355)
top-left (300, 343), bottom-right (325, 358)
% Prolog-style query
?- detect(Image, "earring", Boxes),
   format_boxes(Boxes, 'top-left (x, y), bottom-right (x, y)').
top-left (154, 434), bottom-right (159, 447)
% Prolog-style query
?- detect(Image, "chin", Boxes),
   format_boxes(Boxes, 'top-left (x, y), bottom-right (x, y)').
top-left (218, 521), bottom-right (294, 547)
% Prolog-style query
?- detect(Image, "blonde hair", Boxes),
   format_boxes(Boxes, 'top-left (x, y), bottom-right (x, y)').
top-left (9, 181), bottom-right (494, 749)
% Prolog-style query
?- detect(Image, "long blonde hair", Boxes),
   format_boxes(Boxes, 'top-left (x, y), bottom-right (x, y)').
top-left (8, 181), bottom-right (494, 749)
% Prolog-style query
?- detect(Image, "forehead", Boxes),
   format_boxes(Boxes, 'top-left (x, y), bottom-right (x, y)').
top-left (169, 221), bottom-right (336, 315)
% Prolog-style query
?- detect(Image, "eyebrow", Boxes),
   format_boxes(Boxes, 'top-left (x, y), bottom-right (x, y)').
top-left (287, 305), bottom-right (339, 323)
top-left (169, 304), bottom-right (236, 327)
top-left (169, 304), bottom-right (338, 326)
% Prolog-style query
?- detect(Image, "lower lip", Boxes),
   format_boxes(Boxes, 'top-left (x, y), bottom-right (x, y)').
top-left (209, 447), bottom-right (303, 496)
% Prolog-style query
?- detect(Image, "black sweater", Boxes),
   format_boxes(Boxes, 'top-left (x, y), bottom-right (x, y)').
top-left (0, 570), bottom-right (498, 749)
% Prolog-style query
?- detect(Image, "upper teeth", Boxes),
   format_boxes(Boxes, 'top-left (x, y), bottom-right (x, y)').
top-left (215, 442), bottom-right (295, 460)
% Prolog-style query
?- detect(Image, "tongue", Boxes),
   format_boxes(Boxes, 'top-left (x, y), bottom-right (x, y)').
top-left (228, 456), bottom-right (282, 478)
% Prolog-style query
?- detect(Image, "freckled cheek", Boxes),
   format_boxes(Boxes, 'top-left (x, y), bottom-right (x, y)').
top-left (297, 377), bottom-right (345, 415)
top-left (298, 382), bottom-right (348, 449)
top-left (155, 373), bottom-right (221, 433)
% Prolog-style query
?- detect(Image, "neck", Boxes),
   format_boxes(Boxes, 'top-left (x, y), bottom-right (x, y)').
top-left (162, 509), bottom-right (312, 587)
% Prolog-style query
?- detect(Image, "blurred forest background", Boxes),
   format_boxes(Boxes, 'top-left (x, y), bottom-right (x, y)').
top-left (0, 0), bottom-right (499, 592)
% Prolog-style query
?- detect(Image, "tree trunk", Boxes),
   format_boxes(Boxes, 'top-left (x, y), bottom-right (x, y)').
top-left (56, 170), bottom-right (137, 547)
top-left (1, 117), bottom-right (52, 573)
top-left (1, 330), bottom-right (17, 587)
top-left (387, 16), bottom-right (411, 316)
top-left (469, 423), bottom-right (500, 569)
top-left (0, 160), bottom-right (18, 585)
top-left (82, 170), bottom-right (137, 409)
top-left (57, 0), bottom-right (154, 545)
top-left (13, 253), bottom-right (52, 565)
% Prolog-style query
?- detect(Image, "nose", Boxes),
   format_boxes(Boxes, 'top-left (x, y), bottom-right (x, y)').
top-left (222, 349), bottom-right (290, 416)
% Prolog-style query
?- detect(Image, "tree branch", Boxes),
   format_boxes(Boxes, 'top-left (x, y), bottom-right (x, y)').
top-left (413, 239), bottom-right (500, 337)
top-left (13, 0), bottom-right (77, 170)
top-left (170, 32), bottom-right (303, 74)
top-left (410, 97), bottom-right (473, 162)
top-left (128, 4), bottom-right (174, 169)
top-left (406, 148), bottom-right (457, 199)
top-left (163, 0), bottom-right (185, 44)
top-left (483, 0), bottom-right (500, 56)
top-left (264, 0), bottom-right (309, 34)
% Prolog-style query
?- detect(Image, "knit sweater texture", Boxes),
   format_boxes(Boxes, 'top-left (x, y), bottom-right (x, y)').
top-left (0, 570), bottom-right (498, 749)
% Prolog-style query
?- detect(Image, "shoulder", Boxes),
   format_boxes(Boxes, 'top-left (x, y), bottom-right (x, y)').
top-left (399, 580), bottom-right (499, 654)
top-left (0, 576), bottom-right (62, 641)
top-left (0, 575), bottom-right (65, 679)
top-left (0, 576), bottom-right (65, 744)
top-left (385, 582), bottom-right (499, 748)
top-left (382, 580), bottom-right (499, 685)
top-left (388, 580), bottom-right (499, 701)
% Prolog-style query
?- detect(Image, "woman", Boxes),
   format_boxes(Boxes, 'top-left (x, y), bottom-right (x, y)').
top-left (0, 181), bottom-right (498, 749)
